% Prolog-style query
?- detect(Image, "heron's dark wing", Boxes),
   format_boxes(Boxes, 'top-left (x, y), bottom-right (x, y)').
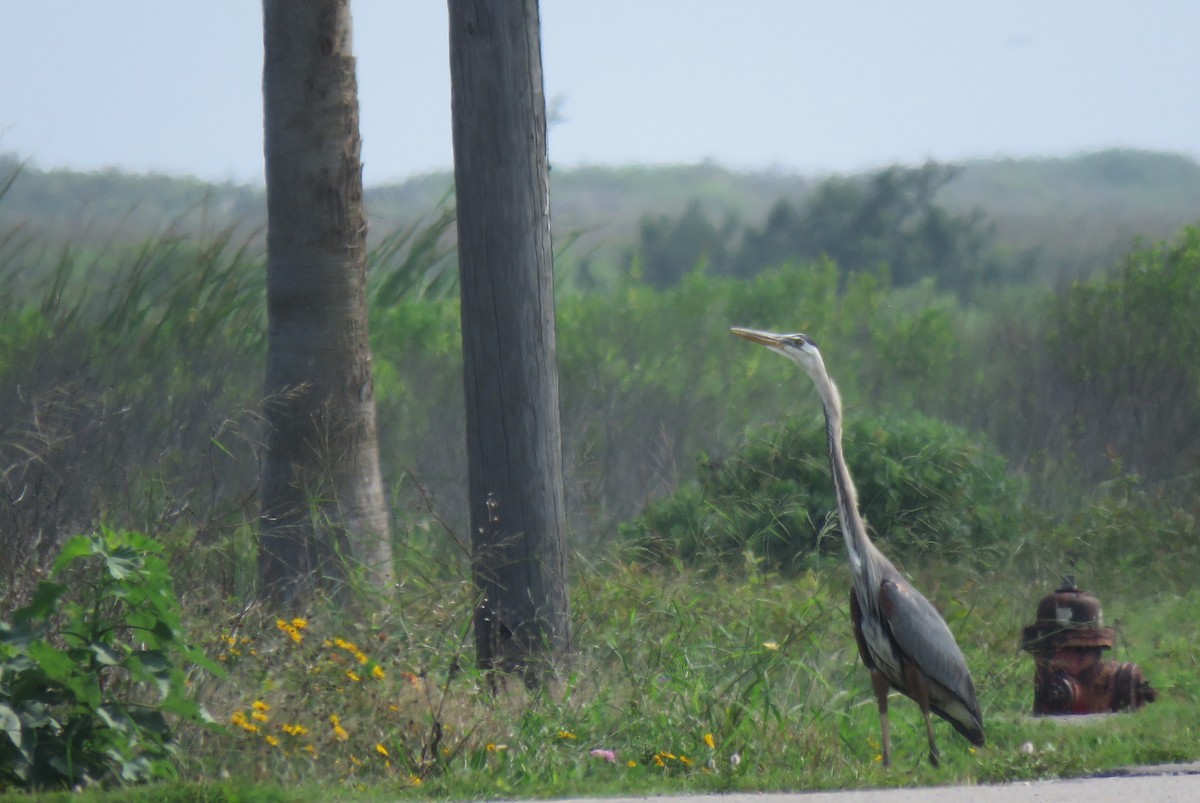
top-left (879, 578), bottom-right (982, 737)
top-left (849, 587), bottom-right (876, 670)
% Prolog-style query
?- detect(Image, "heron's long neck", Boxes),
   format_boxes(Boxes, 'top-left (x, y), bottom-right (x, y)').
top-left (813, 369), bottom-right (877, 580)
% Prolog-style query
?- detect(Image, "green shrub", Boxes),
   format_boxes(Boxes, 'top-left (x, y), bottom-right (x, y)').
top-left (625, 412), bottom-right (1023, 571)
top-left (1028, 473), bottom-right (1200, 595)
top-left (1044, 225), bottom-right (1200, 485)
top-left (0, 527), bottom-right (221, 791)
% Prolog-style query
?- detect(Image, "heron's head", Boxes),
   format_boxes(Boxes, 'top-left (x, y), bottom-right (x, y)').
top-left (730, 326), bottom-right (826, 379)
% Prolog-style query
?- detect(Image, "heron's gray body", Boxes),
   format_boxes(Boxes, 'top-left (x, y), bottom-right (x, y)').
top-left (731, 326), bottom-right (983, 766)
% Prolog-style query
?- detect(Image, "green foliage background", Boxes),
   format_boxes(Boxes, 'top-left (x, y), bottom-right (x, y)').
top-left (1, 152), bottom-right (1200, 795)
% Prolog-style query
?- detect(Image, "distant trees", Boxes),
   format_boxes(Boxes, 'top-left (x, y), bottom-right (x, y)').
top-left (636, 201), bottom-right (735, 289)
top-left (259, 0), bottom-right (392, 602)
top-left (1042, 226), bottom-right (1200, 485)
top-left (631, 163), bottom-right (1003, 295)
top-left (448, 0), bottom-right (571, 683)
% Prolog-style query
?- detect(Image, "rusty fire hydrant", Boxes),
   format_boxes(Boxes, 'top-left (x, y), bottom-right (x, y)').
top-left (1020, 576), bottom-right (1157, 715)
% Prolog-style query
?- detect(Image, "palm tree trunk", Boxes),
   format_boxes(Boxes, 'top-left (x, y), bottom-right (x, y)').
top-left (259, 0), bottom-right (391, 603)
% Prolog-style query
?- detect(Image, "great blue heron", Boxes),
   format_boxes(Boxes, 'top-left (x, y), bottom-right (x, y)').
top-left (730, 327), bottom-right (983, 768)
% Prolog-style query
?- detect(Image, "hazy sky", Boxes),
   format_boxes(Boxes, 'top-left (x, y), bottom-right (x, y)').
top-left (3, 1), bottom-right (1198, 186)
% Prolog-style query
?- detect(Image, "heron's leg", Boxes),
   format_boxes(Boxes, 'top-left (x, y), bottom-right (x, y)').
top-left (903, 662), bottom-right (940, 768)
top-left (922, 707), bottom-right (940, 768)
top-left (870, 669), bottom-right (892, 768)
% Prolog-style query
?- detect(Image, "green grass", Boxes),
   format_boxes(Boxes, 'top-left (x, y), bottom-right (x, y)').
top-left (2, 512), bottom-right (1197, 801)
top-left (36, 550), bottom-right (1180, 802)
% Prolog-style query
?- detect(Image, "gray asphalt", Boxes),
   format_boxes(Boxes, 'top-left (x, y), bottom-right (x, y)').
top-left (539, 762), bottom-right (1200, 803)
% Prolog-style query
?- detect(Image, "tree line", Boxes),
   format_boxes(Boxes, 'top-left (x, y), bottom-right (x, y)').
top-left (630, 163), bottom-right (1015, 296)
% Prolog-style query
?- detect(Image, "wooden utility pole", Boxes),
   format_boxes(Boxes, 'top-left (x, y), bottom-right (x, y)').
top-left (447, 0), bottom-right (570, 682)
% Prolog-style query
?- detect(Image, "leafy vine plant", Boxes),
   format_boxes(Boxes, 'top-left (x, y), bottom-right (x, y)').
top-left (0, 527), bottom-right (221, 791)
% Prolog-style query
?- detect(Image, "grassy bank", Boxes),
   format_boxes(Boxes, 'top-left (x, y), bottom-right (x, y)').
top-left (44, 554), bottom-right (1200, 801)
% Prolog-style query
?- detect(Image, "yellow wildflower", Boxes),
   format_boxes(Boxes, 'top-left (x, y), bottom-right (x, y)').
top-left (410, 776), bottom-right (423, 786)
top-left (627, 760), bottom-right (637, 768)
top-left (329, 714), bottom-right (349, 742)
top-left (231, 710), bottom-right (260, 734)
top-left (557, 730), bottom-right (577, 739)
top-left (704, 732), bottom-right (715, 749)
top-left (282, 723), bottom-right (309, 736)
top-left (332, 637), bottom-right (369, 665)
top-left (375, 743), bottom-right (389, 758)
top-left (371, 665), bottom-right (386, 680)
top-left (252, 710), bottom-right (269, 723)
top-left (291, 617), bottom-right (308, 630)
top-left (346, 670), bottom-right (361, 682)
top-left (265, 734), bottom-right (280, 747)
top-left (276, 618), bottom-right (304, 644)
top-left (679, 755), bottom-right (692, 766)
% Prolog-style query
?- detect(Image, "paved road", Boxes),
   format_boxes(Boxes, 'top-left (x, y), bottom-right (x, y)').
top-left (541, 763), bottom-right (1200, 803)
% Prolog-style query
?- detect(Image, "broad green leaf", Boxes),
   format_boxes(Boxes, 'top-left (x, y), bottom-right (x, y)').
top-left (0, 701), bottom-right (22, 750)
top-left (159, 690), bottom-right (203, 721)
top-left (126, 650), bottom-right (173, 698)
top-left (96, 704), bottom-right (132, 732)
top-left (11, 581), bottom-right (66, 625)
top-left (51, 534), bottom-right (96, 574)
top-left (15, 699), bottom-right (57, 730)
top-left (180, 644), bottom-right (227, 678)
top-left (26, 640), bottom-right (76, 684)
top-left (66, 672), bottom-right (102, 711)
top-left (127, 707), bottom-right (170, 737)
top-left (89, 643), bottom-right (123, 667)
top-left (104, 545), bottom-right (143, 580)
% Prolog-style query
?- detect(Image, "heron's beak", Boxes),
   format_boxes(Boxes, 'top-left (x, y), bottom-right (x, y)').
top-left (730, 326), bottom-right (787, 348)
